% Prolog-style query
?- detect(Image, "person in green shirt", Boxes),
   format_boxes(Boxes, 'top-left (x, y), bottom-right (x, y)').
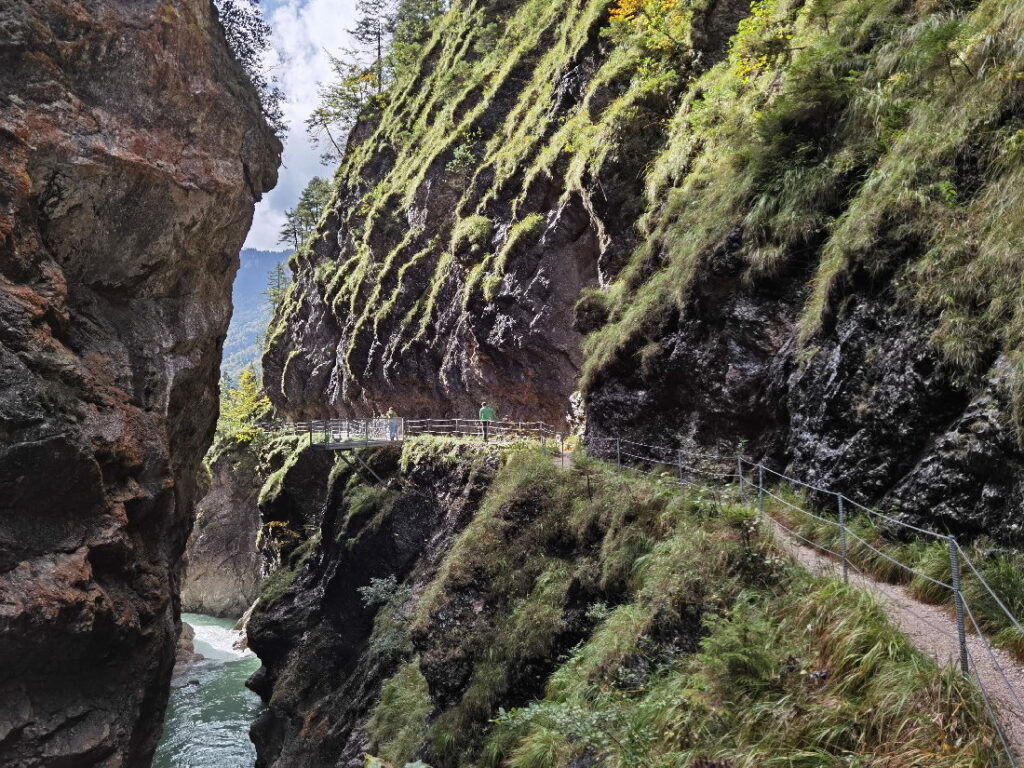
top-left (479, 401), bottom-right (495, 442)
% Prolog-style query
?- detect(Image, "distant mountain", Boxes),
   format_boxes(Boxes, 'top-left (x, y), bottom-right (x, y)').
top-left (222, 248), bottom-right (290, 383)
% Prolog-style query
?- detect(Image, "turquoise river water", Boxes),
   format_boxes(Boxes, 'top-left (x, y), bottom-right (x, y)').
top-left (153, 613), bottom-right (262, 768)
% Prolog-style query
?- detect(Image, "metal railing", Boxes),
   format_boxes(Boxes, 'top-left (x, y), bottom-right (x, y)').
top-left (271, 417), bottom-right (564, 448)
top-left (586, 435), bottom-right (1023, 766)
top-left (404, 418), bottom-right (560, 444)
top-left (274, 418), bottom-right (405, 445)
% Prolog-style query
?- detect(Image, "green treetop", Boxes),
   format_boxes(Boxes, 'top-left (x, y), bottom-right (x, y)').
top-left (218, 365), bottom-right (271, 444)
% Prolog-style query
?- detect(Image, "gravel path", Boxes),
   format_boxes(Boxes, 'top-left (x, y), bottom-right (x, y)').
top-left (770, 518), bottom-right (1024, 763)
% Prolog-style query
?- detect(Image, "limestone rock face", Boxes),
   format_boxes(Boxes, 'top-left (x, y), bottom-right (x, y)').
top-left (264, 0), bottom-right (1024, 546)
top-left (0, 0), bottom-right (280, 765)
top-left (181, 451), bottom-right (264, 619)
top-left (261, 0), bottom-right (750, 428)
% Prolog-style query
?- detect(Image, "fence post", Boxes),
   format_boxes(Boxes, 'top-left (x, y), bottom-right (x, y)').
top-left (757, 464), bottom-right (764, 515)
top-left (677, 450), bottom-right (683, 487)
top-left (364, 419), bottom-right (369, 443)
top-left (838, 494), bottom-right (848, 584)
top-left (736, 456), bottom-right (743, 495)
top-left (560, 434), bottom-right (565, 469)
top-left (948, 537), bottom-right (970, 675)
top-left (308, 420), bottom-right (313, 447)
top-left (616, 438), bottom-right (621, 469)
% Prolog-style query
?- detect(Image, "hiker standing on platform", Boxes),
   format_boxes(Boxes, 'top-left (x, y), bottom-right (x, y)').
top-left (386, 408), bottom-right (399, 440)
top-left (479, 401), bottom-right (495, 442)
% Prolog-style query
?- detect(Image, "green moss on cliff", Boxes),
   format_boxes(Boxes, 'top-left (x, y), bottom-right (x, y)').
top-left (267, 0), bottom-right (1024, 437)
top-left (369, 659), bottom-right (433, 764)
top-left (258, 531), bottom-right (321, 609)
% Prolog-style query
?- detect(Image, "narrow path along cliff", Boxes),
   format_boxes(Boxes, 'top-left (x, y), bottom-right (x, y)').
top-left (562, 444), bottom-right (1024, 760)
top-left (772, 520), bottom-right (1024, 759)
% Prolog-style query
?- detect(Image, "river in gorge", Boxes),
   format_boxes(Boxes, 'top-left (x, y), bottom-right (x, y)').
top-left (153, 613), bottom-right (262, 768)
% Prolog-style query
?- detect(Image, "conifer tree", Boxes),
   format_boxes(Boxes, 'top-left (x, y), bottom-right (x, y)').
top-left (216, 0), bottom-right (285, 134)
top-left (265, 262), bottom-right (289, 313)
top-left (218, 365), bottom-right (271, 443)
top-left (349, 0), bottom-right (392, 93)
top-left (277, 177), bottom-right (333, 245)
top-left (278, 209), bottom-right (302, 249)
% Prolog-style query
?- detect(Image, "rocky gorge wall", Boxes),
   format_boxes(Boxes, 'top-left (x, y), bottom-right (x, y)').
top-left (246, 441), bottom-right (499, 768)
top-left (181, 433), bottom-right (338, 619)
top-left (268, 0), bottom-right (1024, 543)
top-left (0, 0), bottom-right (280, 764)
top-left (181, 448), bottom-right (265, 619)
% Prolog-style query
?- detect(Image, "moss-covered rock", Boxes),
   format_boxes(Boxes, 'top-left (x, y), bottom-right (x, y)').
top-left (267, 0), bottom-right (1024, 544)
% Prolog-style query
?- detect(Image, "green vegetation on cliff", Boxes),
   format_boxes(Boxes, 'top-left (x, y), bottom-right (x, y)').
top-left (267, 0), bottom-right (689, 377)
top-left (584, 0), bottom-right (1024, 402)
top-left (268, 0), bottom-right (1024, 436)
top-left (360, 446), bottom-right (1005, 767)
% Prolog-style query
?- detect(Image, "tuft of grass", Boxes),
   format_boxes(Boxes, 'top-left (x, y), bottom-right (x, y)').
top-left (369, 659), bottom-right (433, 765)
top-left (451, 214), bottom-right (493, 255)
top-left (257, 532), bottom-right (321, 609)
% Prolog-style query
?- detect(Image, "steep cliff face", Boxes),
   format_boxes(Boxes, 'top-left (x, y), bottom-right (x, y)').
top-left (264, 0), bottom-right (749, 426)
top-left (246, 442), bottom-right (497, 767)
top-left (0, 0), bottom-right (280, 764)
top-left (182, 450), bottom-right (264, 618)
top-left (269, 0), bottom-right (1024, 542)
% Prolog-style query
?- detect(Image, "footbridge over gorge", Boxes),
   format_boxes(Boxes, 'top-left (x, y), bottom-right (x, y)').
top-left (271, 417), bottom-right (565, 450)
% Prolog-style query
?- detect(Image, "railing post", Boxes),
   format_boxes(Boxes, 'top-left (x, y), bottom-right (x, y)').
top-left (736, 456), bottom-right (743, 494)
top-left (757, 464), bottom-right (764, 515)
top-left (949, 537), bottom-right (970, 675)
top-left (677, 449), bottom-right (683, 487)
top-left (308, 420), bottom-right (312, 447)
top-left (616, 438), bottom-right (621, 469)
top-left (838, 494), bottom-right (848, 584)
top-left (364, 419), bottom-right (369, 443)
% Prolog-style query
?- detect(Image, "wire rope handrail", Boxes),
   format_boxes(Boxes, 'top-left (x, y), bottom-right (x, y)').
top-left (958, 547), bottom-right (1024, 636)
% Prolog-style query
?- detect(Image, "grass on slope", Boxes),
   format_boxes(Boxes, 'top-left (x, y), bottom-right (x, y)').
top-left (366, 447), bottom-right (1007, 767)
top-left (764, 483), bottom-right (1024, 661)
top-left (267, 0), bottom-right (711, 382)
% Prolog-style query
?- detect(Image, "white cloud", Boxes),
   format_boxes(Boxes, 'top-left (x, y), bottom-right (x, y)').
top-left (244, 0), bottom-right (358, 251)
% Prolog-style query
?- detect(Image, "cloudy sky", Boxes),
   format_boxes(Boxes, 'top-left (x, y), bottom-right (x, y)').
top-left (244, 0), bottom-right (358, 251)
